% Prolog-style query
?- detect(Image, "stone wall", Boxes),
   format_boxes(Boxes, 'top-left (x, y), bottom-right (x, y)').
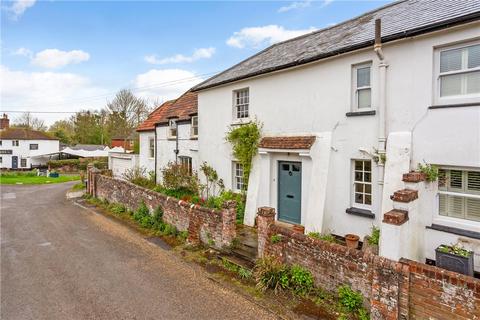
top-left (87, 171), bottom-right (236, 249)
top-left (257, 208), bottom-right (480, 320)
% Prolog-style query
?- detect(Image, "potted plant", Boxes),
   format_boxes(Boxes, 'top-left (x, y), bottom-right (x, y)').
top-left (435, 244), bottom-right (474, 276)
top-left (345, 234), bottom-right (360, 249)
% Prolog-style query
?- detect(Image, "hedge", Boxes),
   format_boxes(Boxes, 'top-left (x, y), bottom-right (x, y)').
top-left (47, 157), bottom-right (108, 170)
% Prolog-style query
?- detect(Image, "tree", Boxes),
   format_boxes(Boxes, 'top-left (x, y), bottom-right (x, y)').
top-left (106, 89), bottom-right (151, 151)
top-left (49, 120), bottom-right (74, 144)
top-left (12, 112), bottom-right (47, 131)
top-left (71, 110), bottom-right (108, 145)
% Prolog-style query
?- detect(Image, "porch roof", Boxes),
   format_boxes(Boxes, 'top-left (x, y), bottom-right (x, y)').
top-left (259, 136), bottom-right (316, 150)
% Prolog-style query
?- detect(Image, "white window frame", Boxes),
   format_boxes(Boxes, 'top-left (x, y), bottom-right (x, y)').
top-left (191, 116), bottom-right (198, 138)
top-left (29, 143), bottom-right (39, 150)
top-left (352, 62), bottom-right (372, 111)
top-left (434, 40), bottom-right (480, 105)
top-left (168, 119), bottom-right (177, 138)
top-left (232, 161), bottom-right (245, 192)
top-left (233, 88), bottom-right (249, 120)
top-left (437, 166), bottom-right (480, 223)
top-left (148, 138), bottom-right (155, 159)
top-left (12, 140), bottom-right (19, 147)
top-left (20, 158), bottom-right (27, 167)
top-left (351, 159), bottom-right (373, 210)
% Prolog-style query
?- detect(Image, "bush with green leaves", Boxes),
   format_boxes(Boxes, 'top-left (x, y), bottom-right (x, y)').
top-left (270, 234), bottom-right (282, 244)
top-left (199, 161), bottom-right (224, 199)
top-left (307, 232), bottom-right (337, 243)
top-left (123, 166), bottom-right (155, 189)
top-left (109, 203), bottom-right (126, 215)
top-left (254, 256), bottom-right (289, 293)
top-left (289, 265), bottom-right (314, 296)
top-left (161, 162), bottom-right (199, 194)
top-left (225, 121), bottom-right (262, 190)
top-left (368, 226), bottom-right (380, 246)
top-left (338, 285), bottom-right (364, 312)
top-left (418, 162), bottom-right (439, 182)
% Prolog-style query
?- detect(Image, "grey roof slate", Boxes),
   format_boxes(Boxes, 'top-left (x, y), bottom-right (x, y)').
top-left (194, 0), bottom-right (480, 91)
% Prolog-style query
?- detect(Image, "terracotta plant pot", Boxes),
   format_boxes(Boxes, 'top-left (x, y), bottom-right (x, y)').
top-left (345, 234), bottom-right (360, 249)
top-left (292, 224), bottom-right (305, 234)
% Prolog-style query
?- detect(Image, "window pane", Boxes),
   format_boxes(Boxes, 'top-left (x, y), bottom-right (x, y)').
top-left (440, 74), bottom-right (462, 97)
top-left (282, 164), bottom-right (289, 171)
top-left (466, 198), bottom-right (480, 222)
top-left (355, 183), bottom-right (363, 192)
top-left (467, 171), bottom-right (480, 192)
top-left (292, 164), bottom-right (300, 172)
top-left (357, 88), bottom-right (371, 108)
top-left (467, 44), bottom-right (480, 69)
top-left (355, 193), bottom-right (363, 204)
top-left (354, 171), bottom-right (362, 181)
top-left (365, 184), bottom-right (371, 194)
top-left (450, 170), bottom-right (463, 189)
top-left (365, 195), bottom-right (371, 205)
top-left (364, 172), bottom-right (371, 183)
top-left (466, 71), bottom-right (480, 94)
top-left (357, 66), bottom-right (370, 87)
top-left (355, 161), bottom-right (363, 171)
top-left (440, 48), bottom-right (462, 73)
top-left (364, 161), bottom-right (371, 171)
top-left (438, 169), bottom-right (447, 189)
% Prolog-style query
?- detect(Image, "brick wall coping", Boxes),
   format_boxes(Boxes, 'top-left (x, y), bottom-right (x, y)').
top-left (96, 174), bottom-right (225, 217)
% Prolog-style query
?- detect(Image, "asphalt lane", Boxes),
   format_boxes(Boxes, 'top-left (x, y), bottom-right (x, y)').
top-left (1, 183), bottom-right (277, 320)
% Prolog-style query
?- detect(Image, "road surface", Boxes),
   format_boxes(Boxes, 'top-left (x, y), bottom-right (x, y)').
top-left (1, 183), bottom-right (276, 320)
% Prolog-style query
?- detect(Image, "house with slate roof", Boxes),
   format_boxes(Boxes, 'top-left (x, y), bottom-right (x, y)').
top-left (0, 114), bottom-right (60, 169)
top-left (136, 91), bottom-right (198, 182)
top-left (192, 0), bottom-right (480, 271)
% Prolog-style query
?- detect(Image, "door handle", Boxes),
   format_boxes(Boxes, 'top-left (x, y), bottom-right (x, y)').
top-left (286, 195), bottom-right (294, 199)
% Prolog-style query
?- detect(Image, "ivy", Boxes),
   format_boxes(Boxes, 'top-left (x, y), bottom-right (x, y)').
top-left (226, 121), bottom-right (262, 190)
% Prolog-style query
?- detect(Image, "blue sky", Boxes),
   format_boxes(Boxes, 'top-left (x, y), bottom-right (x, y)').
top-left (1, 0), bottom-right (391, 124)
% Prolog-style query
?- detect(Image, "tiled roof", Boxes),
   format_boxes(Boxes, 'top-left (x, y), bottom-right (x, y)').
top-left (194, 0), bottom-right (480, 91)
top-left (137, 100), bottom-right (175, 132)
top-left (259, 136), bottom-right (316, 150)
top-left (0, 128), bottom-right (58, 140)
top-left (136, 91), bottom-right (198, 131)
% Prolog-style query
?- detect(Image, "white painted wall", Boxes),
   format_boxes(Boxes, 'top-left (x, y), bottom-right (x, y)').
top-left (0, 139), bottom-right (59, 169)
top-left (139, 131), bottom-right (155, 173)
top-left (197, 22), bottom-right (480, 268)
top-left (155, 122), bottom-right (198, 184)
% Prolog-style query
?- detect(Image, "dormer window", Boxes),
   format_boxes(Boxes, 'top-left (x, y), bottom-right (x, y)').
top-left (233, 88), bottom-right (249, 119)
top-left (169, 119), bottom-right (177, 138)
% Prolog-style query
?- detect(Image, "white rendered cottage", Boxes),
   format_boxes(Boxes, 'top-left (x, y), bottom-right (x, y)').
top-left (0, 115), bottom-right (60, 169)
top-left (193, 0), bottom-right (480, 271)
top-left (136, 91), bottom-right (199, 183)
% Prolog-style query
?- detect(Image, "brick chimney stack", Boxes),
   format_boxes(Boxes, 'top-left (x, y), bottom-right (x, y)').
top-left (0, 114), bottom-right (10, 130)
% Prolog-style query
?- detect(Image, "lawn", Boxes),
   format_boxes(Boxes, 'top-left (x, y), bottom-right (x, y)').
top-left (0, 172), bottom-right (80, 185)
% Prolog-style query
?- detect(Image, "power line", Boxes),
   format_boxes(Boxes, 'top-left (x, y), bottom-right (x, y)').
top-left (2, 70), bottom-right (218, 110)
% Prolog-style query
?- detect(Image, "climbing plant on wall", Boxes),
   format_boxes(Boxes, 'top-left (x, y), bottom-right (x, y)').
top-left (225, 121), bottom-right (262, 190)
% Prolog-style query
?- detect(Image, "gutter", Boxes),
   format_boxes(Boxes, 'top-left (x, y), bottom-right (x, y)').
top-left (192, 12), bottom-right (480, 92)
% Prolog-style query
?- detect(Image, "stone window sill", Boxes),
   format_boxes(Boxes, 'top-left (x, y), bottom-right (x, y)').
top-left (345, 110), bottom-right (376, 117)
top-left (429, 102), bottom-right (479, 109)
top-left (426, 224), bottom-right (480, 240)
top-left (346, 207), bottom-right (375, 219)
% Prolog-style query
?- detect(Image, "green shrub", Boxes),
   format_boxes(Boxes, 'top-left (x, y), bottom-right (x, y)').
top-left (237, 267), bottom-right (253, 280)
top-left (254, 256), bottom-right (289, 293)
top-left (270, 234), bottom-right (282, 244)
top-left (222, 258), bottom-right (239, 273)
top-left (177, 231), bottom-right (188, 241)
top-left (162, 223), bottom-right (177, 236)
top-left (308, 232), bottom-right (337, 243)
top-left (338, 285), bottom-right (364, 312)
top-left (161, 162), bottom-right (199, 194)
top-left (133, 201), bottom-right (150, 222)
top-left (368, 226), bottom-right (380, 246)
top-left (418, 162), bottom-right (439, 182)
top-left (123, 167), bottom-right (155, 189)
top-left (358, 308), bottom-right (370, 320)
top-left (109, 203), bottom-right (126, 215)
top-left (289, 265), bottom-right (314, 296)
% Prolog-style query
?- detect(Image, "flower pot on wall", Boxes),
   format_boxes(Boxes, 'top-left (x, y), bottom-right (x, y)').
top-left (435, 245), bottom-right (474, 277)
top-left (345, 234), bottom-right (360, 249)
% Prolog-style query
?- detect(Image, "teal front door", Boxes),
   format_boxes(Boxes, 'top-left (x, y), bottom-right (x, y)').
top-left (278, 161), bottom-right (302, 224)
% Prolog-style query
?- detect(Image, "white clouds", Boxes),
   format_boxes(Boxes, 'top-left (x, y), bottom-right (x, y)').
top-left (145, 47), bottom-right (215, 65)
top-left (13, 47), bottom-right (33, 58)
top-left (226, 25), bottom-right (316, 49)
top-left (31, 49), bottom-right (90, 69)
top-left (278, 0), bottom-right (333, 13)
top-left (133, 69), bottom-right (204, 101)
top-left (278, 0), bottom-right (312, 13)
top-left (0, 65), bottom-right (106, 124)
top-left (9, 0), bottom-right (36, 20)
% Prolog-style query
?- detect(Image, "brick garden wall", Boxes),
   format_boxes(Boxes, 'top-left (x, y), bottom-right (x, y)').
top-left (257, 208), bottom-right (480, 320)
top-left (88, 171), bottom-right (236, 249)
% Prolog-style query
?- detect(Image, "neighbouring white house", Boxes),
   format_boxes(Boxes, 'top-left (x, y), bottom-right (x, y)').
top-left (132, 91), bottom-right (199, 182)
top-left (0, 114), bottom-right (60, 169)
top-left (192, 0), bottom-right (480, 271)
